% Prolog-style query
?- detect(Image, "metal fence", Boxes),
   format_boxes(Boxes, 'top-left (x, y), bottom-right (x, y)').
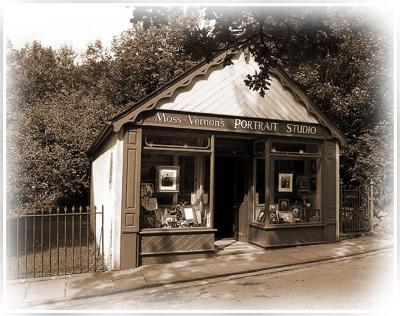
top-left (6, 206), bottom-right (105, 280)
top-left (340, 183), bottom-right (373, 235)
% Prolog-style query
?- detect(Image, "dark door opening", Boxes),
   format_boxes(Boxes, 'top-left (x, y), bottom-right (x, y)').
top-left (214, 156), bottom-right (247, 240)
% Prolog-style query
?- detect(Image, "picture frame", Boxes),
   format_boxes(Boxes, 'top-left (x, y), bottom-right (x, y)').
top-left (183, 207), bottom-right (195, 220)
top-left (156, 166), bottom-right (180, 192)
top-left (140, 197), bottom-right (158, 211)
top-left (269, 203), bottom-right (279, 213)
top-left (278, 211), bottom-right (294, 224)
top-left (291, 206), bottom-right (302, 223)
top-left (140, 183), bottom-right (154, 197)
top-left (291, 205), bottom-right (301, 218)
top-left (269, 204), bottom-right (279, 224)
top-left (255, 205), bottom-right (265, 223)
top-left (278, 199), bottom-right (290, 212)
top-left (278, 173), bottom-right (293, 192)
top-left (195, 209), bottom-right (202, 225)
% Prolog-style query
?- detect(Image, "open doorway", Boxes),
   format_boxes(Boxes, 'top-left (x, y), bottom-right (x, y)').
top-left (214, 156), bottom-right (247, 240)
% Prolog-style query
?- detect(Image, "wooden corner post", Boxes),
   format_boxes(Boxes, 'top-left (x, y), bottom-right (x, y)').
top-left (120, 127), bottom-right (142, 269)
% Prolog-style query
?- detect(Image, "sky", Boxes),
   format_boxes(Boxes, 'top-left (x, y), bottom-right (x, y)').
top-left (3, 1), bottom-right (396, 54)
top-left (4, 3), bottom-right (135, 53)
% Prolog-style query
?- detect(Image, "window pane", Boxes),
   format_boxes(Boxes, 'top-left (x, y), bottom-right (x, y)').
top-left (140, 152), bottom-right (210, 229)
top-left (254, 159), bottom-right (266, 223)
top-left (269, 158), bottom-right (321, 225)
top-left (254, 141), bottom-right (265, 156)
top-left (178, 156), bottom-right (195, 202)
top-left (144, 134), bottom-right (209, 148)
top-left (271, 142), bottom-right (319, 154)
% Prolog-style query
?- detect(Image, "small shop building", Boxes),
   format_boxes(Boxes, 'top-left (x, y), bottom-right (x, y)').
top-left (89, 51), bottom-right (346, 270)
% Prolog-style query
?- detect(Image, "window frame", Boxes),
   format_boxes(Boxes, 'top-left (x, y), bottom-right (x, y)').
top-left (267, 138), bottom-right (323, 227)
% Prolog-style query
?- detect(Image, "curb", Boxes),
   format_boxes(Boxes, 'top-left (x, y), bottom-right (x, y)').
top-left (11, 245), bottom-right (393, 309)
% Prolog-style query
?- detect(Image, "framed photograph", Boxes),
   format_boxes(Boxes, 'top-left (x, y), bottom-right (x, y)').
top-left (278, 199), bottom-right (290, 212)
top-left (140, 197), bottom-right (158, 211)
top-left (156, 166), bottom-right (180, 192)
top-left (140, 183), bottom-right (154, 197)
top-left (278, 211), bottom-right (294, 224)
top-left (278, 173), bottom-right (293, 192)
top-left (269, 203), bottom-right (279, 213)
top-left (191, 193), bottom-right (197, 205)
top-left (183, 207), bottom-right (195, 220)
top-left (255, 205), bottom-right (265, 223)
top-left (195, 209), bottom-right (202, 225)
top-left (291, 206), bottom-right (301, 218)
top-left (202, 193), bottom-right (208, 205)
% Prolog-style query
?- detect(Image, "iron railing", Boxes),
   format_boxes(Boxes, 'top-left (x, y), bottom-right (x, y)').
top-left (6, 206), bottom-right (105, 280)
top-left (340, 183), bottom-right (374, 234)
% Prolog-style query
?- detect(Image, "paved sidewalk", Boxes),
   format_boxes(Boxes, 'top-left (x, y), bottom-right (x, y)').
top-left (5, 234), bottom-right (393, 310)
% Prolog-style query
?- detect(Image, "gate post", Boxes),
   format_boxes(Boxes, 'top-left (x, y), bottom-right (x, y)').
top-left (369, 180), bottom-right (374, 231)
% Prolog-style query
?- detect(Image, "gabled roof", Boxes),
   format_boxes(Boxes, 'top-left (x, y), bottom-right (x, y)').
top-left (88, 51), bottom-right (346, 155)
top-left (157, 53), bottom-right (320, 123)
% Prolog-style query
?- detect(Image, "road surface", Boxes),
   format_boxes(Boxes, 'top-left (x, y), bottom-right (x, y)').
top-left (33, 249), bottom-right (395, 311)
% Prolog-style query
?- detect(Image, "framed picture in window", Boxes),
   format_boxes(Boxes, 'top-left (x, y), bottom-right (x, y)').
top-left (194, 208), bottom-right (202, 225)
top-left (278, 173), bottom-right (293, 192)
top-left (140, 183), bottom-right (154, 197)
top-left (278, 199), bottom-right (290, 212)
top-left (183, 207), bottom-right (195, 220)
top-left (278, 211), bottom-right (294, 224)
top-left (156, 166), bottom-right (180, 192)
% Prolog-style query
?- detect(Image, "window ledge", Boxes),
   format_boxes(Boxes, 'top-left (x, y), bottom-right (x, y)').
top-left (250, 222), bottom-right (324, 230)
top-left (140, 228), bottom-right (217, 235)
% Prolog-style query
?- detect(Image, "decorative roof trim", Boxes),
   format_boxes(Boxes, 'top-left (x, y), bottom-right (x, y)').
top-left (111, 52), bottom-right (229, 133)
top-left (271, 67), bottom-right (347, 145)
top-left (90, 50), bottom-right (347, 154)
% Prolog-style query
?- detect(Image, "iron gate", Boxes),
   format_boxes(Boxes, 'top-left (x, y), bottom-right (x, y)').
top-left (340, 184), bottom-right (373, 234)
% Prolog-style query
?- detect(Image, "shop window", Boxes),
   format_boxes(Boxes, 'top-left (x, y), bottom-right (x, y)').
top-left (144, 134), bottom-right (210, 149)
top-left (140, 152), bottom-right (211, 229)
top-left (254, 140), bottom-right (265, 157)
top-left (254, 158), bottom-right (266, 223)
top-left (271, 142), bottom-right (319, 154)
top-left (269, 158), bottom-right (321, 225)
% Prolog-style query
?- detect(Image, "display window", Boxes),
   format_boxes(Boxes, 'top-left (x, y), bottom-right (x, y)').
top-left (254, 158), bottom-right (266, 223)
top-left (269, 157), bottom-right (321, 224)
top-left (252, 139), bottom-right (322, 226)
top-left (140, 131), bottom-right (211, 230)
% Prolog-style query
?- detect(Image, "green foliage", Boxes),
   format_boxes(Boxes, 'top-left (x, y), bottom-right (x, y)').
top-left (132, 7), bottom-right (342, 97)
top-left (7, 90), bottom-right (117, 212)
top-left (6, 7), bottom-right (393, 213)
top-left (107, 14), bottom-right (197, 105)
top-left (284, 9), bottom-right (393, 207)
top-left (6, 11), bottom-right (197, 213)
top-left (131, 7), bottom-right (393, 208)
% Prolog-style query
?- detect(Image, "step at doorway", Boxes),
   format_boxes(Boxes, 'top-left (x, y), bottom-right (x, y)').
top-left (214, 238), bottom-right (264, 256)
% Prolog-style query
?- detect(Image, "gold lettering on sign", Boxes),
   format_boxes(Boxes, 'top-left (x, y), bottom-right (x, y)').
top-left (233, 118), bottom-right (278, 132)
top-left (188, 115), bottom-right (225, 127)
top-left (155, 112), bottom-right (182, 124)
top-left (286, 123), bottom-right (317, 135)
top-left (150, 112), bottom-right (321, 136)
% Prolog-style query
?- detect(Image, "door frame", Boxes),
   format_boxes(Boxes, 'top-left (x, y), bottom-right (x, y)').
top-left (213, 138), bottom-right (251, 241)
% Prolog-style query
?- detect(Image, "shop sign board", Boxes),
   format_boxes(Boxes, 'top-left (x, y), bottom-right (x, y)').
top-left (139, 111), bottom-right (331, 138)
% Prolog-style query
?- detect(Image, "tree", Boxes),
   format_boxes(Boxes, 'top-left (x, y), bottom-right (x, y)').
top-left (7, 89), bottom-right (117, 213)
top-left (6, 11), bottom-right (200, 212)
top-left (283, 9), bottom-right (393, 208)
top-left (107, 11), bottom-right (198, 106)
top-left (131, 7), bottom-right (393, 208)
top-left (131, 7), bottom-right (342, 96)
